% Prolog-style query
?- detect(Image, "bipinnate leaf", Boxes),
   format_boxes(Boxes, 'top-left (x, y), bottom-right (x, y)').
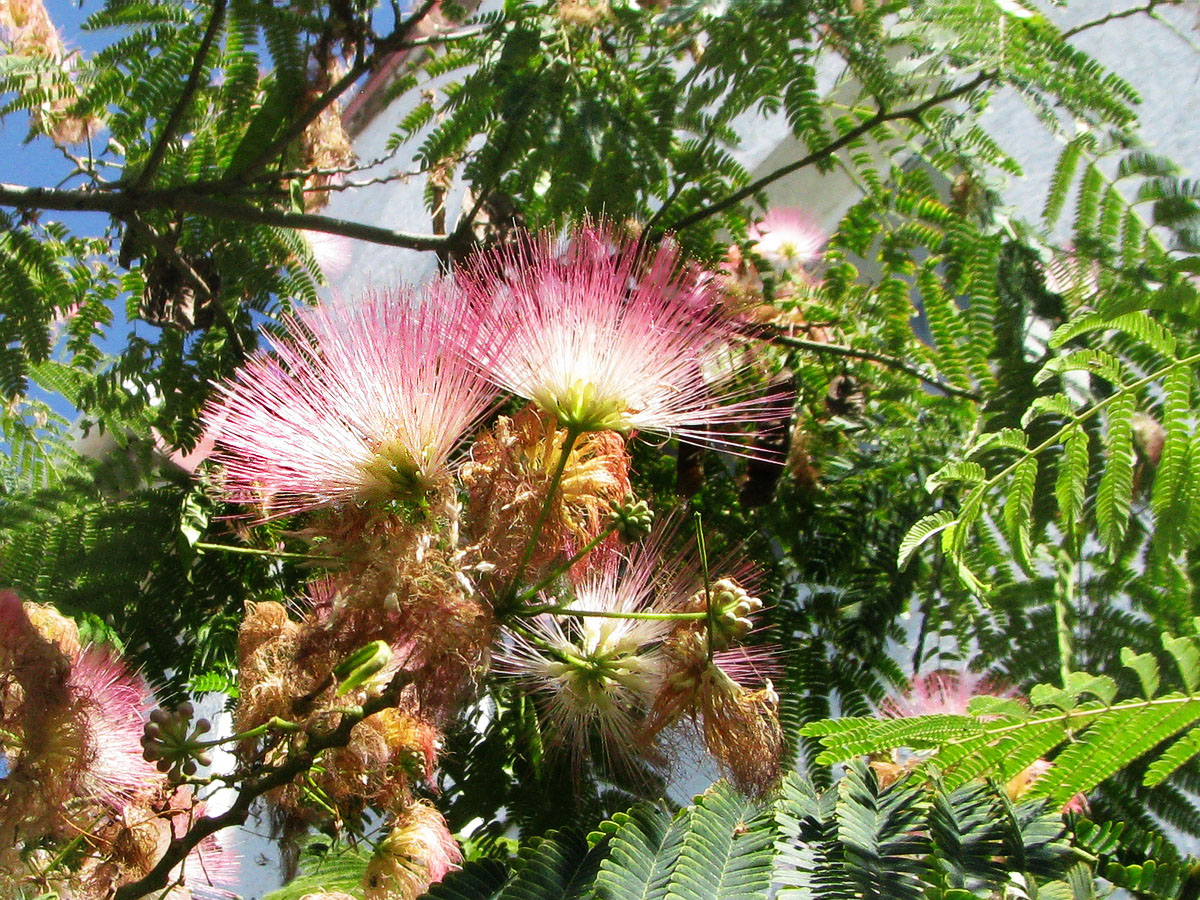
top-left (898, 509), bottom-right (958, 571)
top-left (1096, 391), bottom-right (1136, 552)
top-left (592, 802), bottom-right (686, 900)
top-left (665, 782), bottom-right (772, 900)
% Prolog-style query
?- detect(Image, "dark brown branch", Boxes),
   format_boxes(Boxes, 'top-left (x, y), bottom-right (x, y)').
top-left (112, 672), bottom-right (413, 900)
top-left (132, 0), bottom-right (228, 191)
top-left (750, 324), bottom-right (982, 402)
top-left (663, 71), bottom-right (995, 235)
top-left (0, 182), bottom-right (453, 252)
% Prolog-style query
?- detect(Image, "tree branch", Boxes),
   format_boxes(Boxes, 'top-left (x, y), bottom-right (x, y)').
top-left (112, 672), bottom-right (413, 900)
top-left (0, 182), bottom-right (452, 252)
top-left (663, 71), bottom-right (995, 235)
top-left (749, 324), bottom-right (982, 402)
top-left (131, 0), bottom-right (227, 191)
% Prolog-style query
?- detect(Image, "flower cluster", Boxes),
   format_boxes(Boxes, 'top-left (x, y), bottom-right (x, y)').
top-left (13, 222), bottom-right (785, 898)
top-left (0, 591), bottom-right (238, 899)
top-left (495, 533), bottom-right (781, 792)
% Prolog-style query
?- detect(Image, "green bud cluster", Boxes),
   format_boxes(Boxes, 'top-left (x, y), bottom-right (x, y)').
top-left (609, 497), bottom-right (654, 543)
top-left (140, 701), bottom-right (213, 781)
top-left (706, 579), bottom-right (762, 648)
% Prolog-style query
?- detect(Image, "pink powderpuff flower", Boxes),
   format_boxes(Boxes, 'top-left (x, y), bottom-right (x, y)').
top-left (302, 229), bottom-right (354, 282)
top-left (166, 798), bottom-right (241, 899)
top-left (457, 223), bottom-right (788, 454)
top-left (365, 801), bottom-right (461, 900)
top-left (494, 533), bottom-right (707, 773)
top-left (879, 669), bottom-right (1011, 719)
top-left (749, 207), bottom-right (827, 269)
top-left (1042, 245), bottom-right (1100, 300)
top-left (205, 285), bottom-right (499, 516)
top-left (68, 646), bottom-right (162, 807)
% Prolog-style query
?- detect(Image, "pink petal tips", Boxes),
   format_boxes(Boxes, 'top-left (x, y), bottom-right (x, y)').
top-left (204, 285), bottom-right (498, 516)
top-left (457, 224), bottom-right (788, 455)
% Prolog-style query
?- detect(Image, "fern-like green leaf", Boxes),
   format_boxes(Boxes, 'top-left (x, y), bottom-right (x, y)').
top-left (1096, 391), bottom-right (1136, 551)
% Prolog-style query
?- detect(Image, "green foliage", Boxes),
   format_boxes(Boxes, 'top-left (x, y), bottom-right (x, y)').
top-left (4, 0), bottom-right (1200, 895)
top-left (266, 773), bottom-right (1084, 900)
top-left (803, 625), bottom-right (1200, 813)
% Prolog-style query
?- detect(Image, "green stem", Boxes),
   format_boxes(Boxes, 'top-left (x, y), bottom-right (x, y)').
top-left (503, 425), bottom-right (584, 604)
top-left (979, 351), bottom-right (1200, 500)
top-left (1054, 551), bottom-right (1076, 688)
top-left (515, 519), bottom-right (621, 603)
top-left (695, 512), bottom-right (716, 663)
top-left (514, 605), bottom-right (707, 621)
top-left (193, 541), bottom-right (331, 562)
top-left (203, 715), bottom-right (304, 747)
top-left (43, 833), bottom-right (85, 875)
top-left (506, 618), bottom-right (590, 669)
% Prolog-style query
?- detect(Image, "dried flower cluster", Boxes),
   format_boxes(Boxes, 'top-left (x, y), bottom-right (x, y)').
top-left (0, 0), bottom-right (101, 145)
top-left (0, 591), bottom-right (238, 899)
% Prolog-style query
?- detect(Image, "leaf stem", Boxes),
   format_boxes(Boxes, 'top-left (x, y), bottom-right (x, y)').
top-left (193, 541), bottom-right (330, 562)
top-left (514, 519), bottom-right (620, 603)
top-left (749, 325), bottom-right (982, 401)
top-left (513, 605), bottom-right (706, 621)
top-left (131, 0), bottom-right (227, 191)
top-left (1054, 550), bottom-right (1076, 688)
top-left (663, 71), bottom-right (994, 234)
top-left (501, 425), bottom-right (584, 606)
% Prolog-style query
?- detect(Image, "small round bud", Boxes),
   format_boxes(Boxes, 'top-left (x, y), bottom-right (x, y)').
top-left (176, 701), bottom-right (194, 719)
top-left (142, 745), bottom-right (161, 761)
top-left (156, 759), bottom-right (173, 773)
top-left (182, 760), bottom-right (198, 777)
top-left (143, 722), bottom-right (162, 740)
top-left (193, 718), bottom-right (212, 734)
top-left (149, 708), bottom-right (171, 726)
top-left (196, 752), bottom-right (213, 767)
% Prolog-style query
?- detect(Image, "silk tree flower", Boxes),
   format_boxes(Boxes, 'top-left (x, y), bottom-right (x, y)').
top-left (647, 632), bottom-right (783, 795)
top-left (748, 207), bottom-right (827, 269)
top-left (878, 669), bottom-right (1009, 719)
top-left (365, 801), bottom-right (461, 900)
top-left (494, 540), bottom-right (688, 774)
top-left (68, 646), bottom-right (162, 806)
top-left (205, 285), bottom-right (498, 517)
top-left (457, 224), bottom-right (787, 453)
top-left (302, 229), bottom-right (354, 282)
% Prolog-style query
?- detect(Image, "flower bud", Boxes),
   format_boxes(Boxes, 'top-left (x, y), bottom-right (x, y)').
top-left (609, 497), bottom-right (654, 543)
top-left (333, 640), bottom-right (393, 696)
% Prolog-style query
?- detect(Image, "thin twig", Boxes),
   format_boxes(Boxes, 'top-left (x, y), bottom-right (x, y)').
top-left (748, 324), bottom-right (982, 402)
top-left (1061, 0), bottom-right (1166, 38)
top-left (663, 71), bottom-right (994, 235)
top-left (132, 0), bottom-right (228, 191)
